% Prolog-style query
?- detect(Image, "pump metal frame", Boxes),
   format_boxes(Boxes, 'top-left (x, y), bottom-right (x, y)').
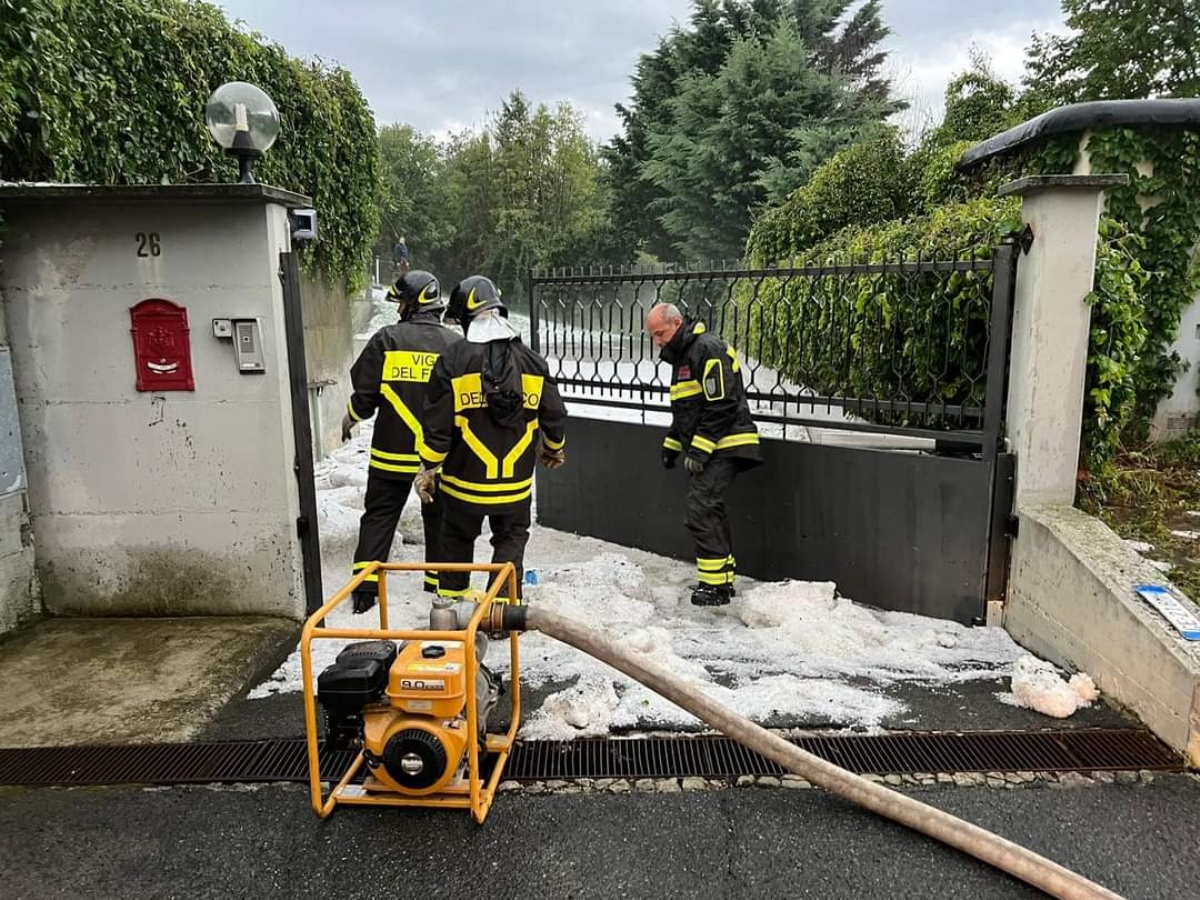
top-left (301, 561), bottom-right (522, 824)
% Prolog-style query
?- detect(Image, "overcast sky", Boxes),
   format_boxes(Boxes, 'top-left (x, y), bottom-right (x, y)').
top-left (215, 0), bottom-right (1066, 142)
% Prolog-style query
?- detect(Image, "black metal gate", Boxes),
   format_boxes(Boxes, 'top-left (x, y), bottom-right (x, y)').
top-left (527, 243), bottom-right (1018, 624)
top-left (280, 252), bottom-right (324, 616)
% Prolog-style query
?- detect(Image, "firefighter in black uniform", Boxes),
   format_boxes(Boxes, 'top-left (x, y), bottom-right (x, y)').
top-left (647, 302), bottom-right (761, 606)
top-left (342, 270), bottom-right (462, 613)
top-left (414, 276), bottom-right (567, 602)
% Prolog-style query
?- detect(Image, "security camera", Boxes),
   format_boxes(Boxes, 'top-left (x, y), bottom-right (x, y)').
top-left (290, 208), bottom-right (318, 242)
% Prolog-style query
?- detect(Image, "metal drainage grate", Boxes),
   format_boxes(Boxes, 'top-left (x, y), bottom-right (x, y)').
top-left (502, 730), bottom-right (1181, 782)
top-left (0, 741), bottom-right (354, 787)
top-left (0, 729), bottom-right (1180, 788)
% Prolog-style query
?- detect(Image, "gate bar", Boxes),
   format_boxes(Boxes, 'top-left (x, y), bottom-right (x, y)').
top-left (280, 251), bottom-right (325, 616)
top-left (982, 242), bottom-right (1018, 462)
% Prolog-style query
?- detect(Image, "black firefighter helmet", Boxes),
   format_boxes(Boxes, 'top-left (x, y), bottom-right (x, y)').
top-left (448, 275), bottom-right (507, 325)
top-left (387, 269), bottom-right (445, 320)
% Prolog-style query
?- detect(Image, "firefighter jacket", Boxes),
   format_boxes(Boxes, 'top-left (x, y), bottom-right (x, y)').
top-left (346, 311), bottom-right (463, 480)
top-left (420, 337), bottom-right (567, 514)
top-left (660, 319), bottom-right (762, 468)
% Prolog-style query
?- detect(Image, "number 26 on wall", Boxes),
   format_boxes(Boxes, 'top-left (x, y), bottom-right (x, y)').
top-left (135, 232), bottom-right (162, 258)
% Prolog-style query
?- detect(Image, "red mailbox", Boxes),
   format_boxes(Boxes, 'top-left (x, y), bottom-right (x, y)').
top-left (130, 298), bottom-right (195, 392)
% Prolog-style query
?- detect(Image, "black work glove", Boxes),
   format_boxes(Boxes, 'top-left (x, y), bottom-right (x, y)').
top-left (684, 455), bottom-right (706, 476)
top-left (341, 413), bottom-right (355, 443)
top-left (352, 591), bottom-right (377, 615)
top-left (662, 449), bottom-right (679, 470)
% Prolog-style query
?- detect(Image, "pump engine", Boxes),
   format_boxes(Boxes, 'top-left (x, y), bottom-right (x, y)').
top-left (317, 632), bottom-right (503, 795)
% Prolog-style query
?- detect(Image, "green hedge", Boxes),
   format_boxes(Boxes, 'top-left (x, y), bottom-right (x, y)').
top-left (746, 132), bottom-right (914, 263)
top-left (1084, 215), bottom-right (1149, 471)
top-left (741, 197), bottom-right (1146, 465)
top-left (0, 0), bottom-right (379, 288)
top-left (743, 134), bottom-right (999, 271)
top-left (741, 198), bottom-right (1019, 420)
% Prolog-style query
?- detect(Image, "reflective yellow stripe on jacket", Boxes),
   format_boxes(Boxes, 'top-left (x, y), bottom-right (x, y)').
top-left (670, 380), bottom-right (702, 401)
top-left (369, 446), bottom-right (420, 475)
top-left (690, 432), bottom-right (760, 455)
top-left (715, 433), bottom-right (759, 450)
top-left (440, 474), bottom-right (534, 506)
top-left (380, 384), bottom-right (425, 450)
top-left (504, 421), bottom-right (539, 476)
top-left (452, 415), bottom-right (499, 477)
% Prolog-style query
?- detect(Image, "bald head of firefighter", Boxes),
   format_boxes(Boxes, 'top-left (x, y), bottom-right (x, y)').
top-left (646, 303), bottom-right (684, 348)
top-left (649, 303), bottom-right (762, 607)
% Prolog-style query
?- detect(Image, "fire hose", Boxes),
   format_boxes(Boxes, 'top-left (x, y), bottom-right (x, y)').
top-left (498, 604), bottom-right (1124, 900)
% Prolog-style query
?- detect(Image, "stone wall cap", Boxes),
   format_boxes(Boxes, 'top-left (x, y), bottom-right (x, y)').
top-left (0, 182), bottom-right (312, 208)
top-left (998, 174), bottom-right (1130, 198)
top-left (959, 98), bottom-right (1200, 170)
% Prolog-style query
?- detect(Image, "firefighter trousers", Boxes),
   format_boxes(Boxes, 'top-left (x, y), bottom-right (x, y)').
top-left (352, 471), bottom-right (444, 594)
top-left (436, 496), bottom-right (530, 601)
top-left (685, 457), bottom-right (740, 587)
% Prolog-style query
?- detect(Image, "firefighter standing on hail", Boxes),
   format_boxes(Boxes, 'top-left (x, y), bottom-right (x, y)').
top-left (646, 302), bottom-right (761, 606)
top-left (342, 270), bottom-right (462, 613)
top-left (414, 276), bottom-right (567, 602)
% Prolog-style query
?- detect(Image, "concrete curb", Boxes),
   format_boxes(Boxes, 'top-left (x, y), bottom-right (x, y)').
top-left (495, 770), bottom-right (1198, 796)
top-left (1006, 504), bottom-right (1200, 766)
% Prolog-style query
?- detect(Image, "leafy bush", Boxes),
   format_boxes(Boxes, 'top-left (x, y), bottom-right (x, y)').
top-left (746, 131), bottom-right (914, 263)
top-left (1078, 127), bottom-right (1200, 428)
top-left (740, 196), bottom-right (1146, 465)
top-left (1083, 217), bottom-right (1149, 472)
top-left (908, 139), bottom-right (979, 209)
top-left (0, 0), bottom-right (379, 288)
top-left (739, 198), bottom-right (1021, 422)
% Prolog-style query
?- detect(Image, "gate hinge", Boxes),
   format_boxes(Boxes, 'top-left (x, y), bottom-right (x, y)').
top-left (1006, 514), bottom-right (1020, 538)
top-left (297, 515), bottom-right (310, 538)
top-left (1018, 224), bottom-right (1035, 255)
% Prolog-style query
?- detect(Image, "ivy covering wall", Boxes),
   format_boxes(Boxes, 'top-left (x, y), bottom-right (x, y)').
top-left (745, 124), bottom-right (1151, 473)
top-left (0, 0), bottom-right (379, 288)
top-left (1042, 129), bottom-right (1200, 430)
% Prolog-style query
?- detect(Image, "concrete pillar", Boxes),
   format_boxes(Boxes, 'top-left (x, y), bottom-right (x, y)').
top-left (0, 184), bottom-right (313, 619)
top-left (999, 174), bottom-right (1129, 508)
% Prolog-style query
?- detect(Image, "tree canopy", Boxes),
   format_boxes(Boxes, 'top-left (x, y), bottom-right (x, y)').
top-left (376, 92), bottom-right (610, 303)
top-left (604, 0), bottom-right (901, 263)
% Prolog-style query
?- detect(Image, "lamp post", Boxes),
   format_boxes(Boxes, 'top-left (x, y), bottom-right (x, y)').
top-left (205, 82), bottom-right (280, 184)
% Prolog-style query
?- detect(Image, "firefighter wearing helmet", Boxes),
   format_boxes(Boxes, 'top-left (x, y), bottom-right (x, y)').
top-left (414, 276), bottom-right (568, 602)
top-left (342, 270), bottom-right (462, 613)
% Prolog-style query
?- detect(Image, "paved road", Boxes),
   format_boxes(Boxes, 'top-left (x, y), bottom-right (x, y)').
top-left (2, 776), bottom-right (1195, 899)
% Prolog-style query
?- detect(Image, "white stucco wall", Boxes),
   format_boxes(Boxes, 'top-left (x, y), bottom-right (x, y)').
top-left (0, 192), bottom-right (305, 618)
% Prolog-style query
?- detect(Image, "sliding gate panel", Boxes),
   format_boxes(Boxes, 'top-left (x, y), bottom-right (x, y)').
top-left (537, 417), bottom-right (1000, 624)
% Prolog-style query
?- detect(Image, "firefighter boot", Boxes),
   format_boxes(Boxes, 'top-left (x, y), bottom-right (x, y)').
top-left (691, 583), bottom-right (732, 607)
top-left (352, 590), bottom-right (378, 614)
